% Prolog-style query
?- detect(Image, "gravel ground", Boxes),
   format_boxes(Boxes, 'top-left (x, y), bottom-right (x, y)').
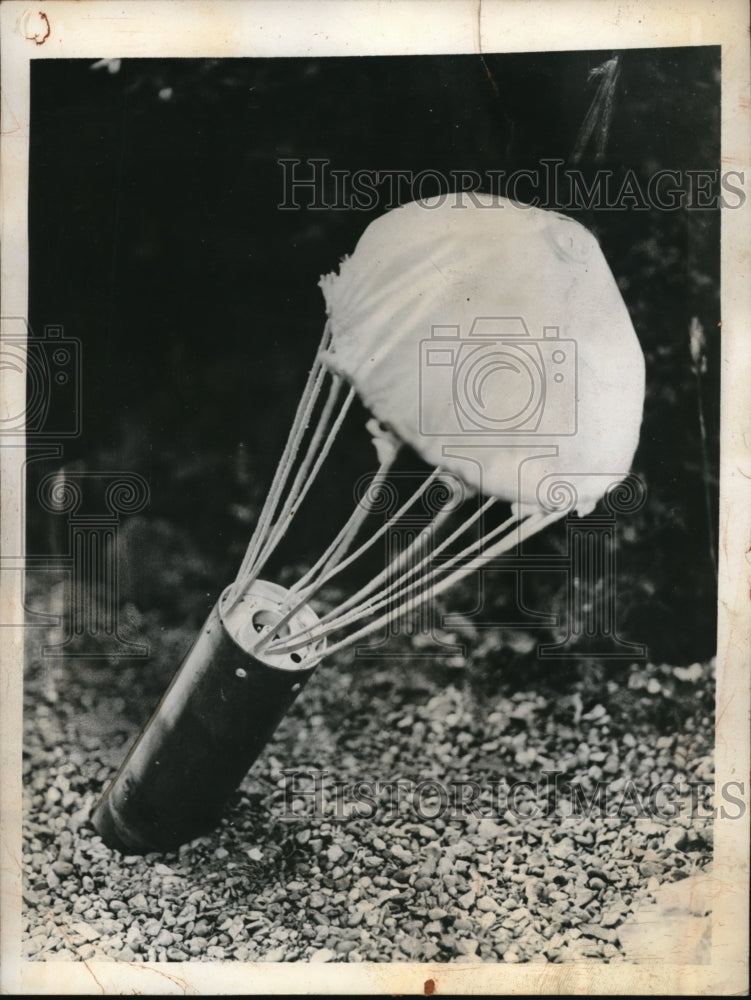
top-left (22, 583), bottom-right (715, 964)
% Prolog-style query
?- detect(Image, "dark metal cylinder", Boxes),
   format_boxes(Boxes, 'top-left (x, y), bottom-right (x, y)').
top-left (91, 581), bottom-right (323, 853)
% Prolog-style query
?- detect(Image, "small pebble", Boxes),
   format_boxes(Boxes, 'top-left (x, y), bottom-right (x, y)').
top-left (310, 947), bottom-right (336, 963)
top-left (477, 897), bottom-right (500, 913)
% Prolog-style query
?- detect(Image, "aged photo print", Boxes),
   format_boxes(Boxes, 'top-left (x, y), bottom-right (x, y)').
top-left (1, 1), bottom-right (749, 995)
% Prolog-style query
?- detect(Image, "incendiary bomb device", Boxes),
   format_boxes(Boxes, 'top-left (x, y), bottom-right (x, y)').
top-left (92, 195), bottom-right (645, 853)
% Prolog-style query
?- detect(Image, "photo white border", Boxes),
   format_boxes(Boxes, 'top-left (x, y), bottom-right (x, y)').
top-left (1, 1), bottom-right (749, 994)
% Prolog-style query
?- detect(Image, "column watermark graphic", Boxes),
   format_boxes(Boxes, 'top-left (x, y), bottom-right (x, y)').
top-left (350, 471), bottom-right (467, 659)
top-left (349, 473), bottom-right (647, 661)
top-left (0, 317), bottom-right (150, 657)
top-left (36, 471), bottom-right (150, 657)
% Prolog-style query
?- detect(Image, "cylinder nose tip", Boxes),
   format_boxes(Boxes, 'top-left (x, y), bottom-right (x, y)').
top-left (91, 797), bottom-right (138, 854)
top-left (90, 584), bottom-right (323, 854)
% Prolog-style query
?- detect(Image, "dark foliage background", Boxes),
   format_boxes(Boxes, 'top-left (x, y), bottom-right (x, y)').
top-left (27, 49), bottom-right (720, 670)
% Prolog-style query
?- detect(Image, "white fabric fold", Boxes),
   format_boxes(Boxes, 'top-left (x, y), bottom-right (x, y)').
top-left (319, 195), bottom-right (644, 516)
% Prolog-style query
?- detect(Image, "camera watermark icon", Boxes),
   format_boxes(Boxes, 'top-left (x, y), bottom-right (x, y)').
top-left (0, 318), bottom-right (81, 438)
top-left (419, 317), bottom-right (577, 437)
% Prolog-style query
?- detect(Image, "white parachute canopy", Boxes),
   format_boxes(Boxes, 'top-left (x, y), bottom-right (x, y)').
top-left (228, 195), bottom-right (645, 665)
top-left (319, 194), bottom-right (645, 516)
